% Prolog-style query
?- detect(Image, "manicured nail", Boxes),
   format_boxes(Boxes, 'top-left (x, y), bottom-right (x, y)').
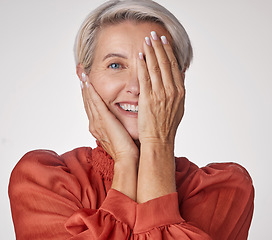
top-left (82, 72), bottom-right (86, 82)
top-left (161, 36), bottom-right (168, 44)
top-left (80, 81), bottom-right (83, 89)
top-left (151, 31), bottom-right (158, 40)
top-left (145, 37), bottom-right (151, 46)
top-left (85, 81), bottom-right (89, 88)
top-left (139, 52), bottom-right (144, 60)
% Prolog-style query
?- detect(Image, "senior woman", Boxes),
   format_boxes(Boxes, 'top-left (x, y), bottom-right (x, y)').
top-left (9, 0), bottom-right (254, 239)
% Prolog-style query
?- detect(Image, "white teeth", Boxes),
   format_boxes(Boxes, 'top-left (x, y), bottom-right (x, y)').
top-left (119, 103), bottom-right (138, 112)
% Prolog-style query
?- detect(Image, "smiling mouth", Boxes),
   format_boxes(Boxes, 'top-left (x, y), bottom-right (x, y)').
top-left (118, 103), bottom-right (138, 113)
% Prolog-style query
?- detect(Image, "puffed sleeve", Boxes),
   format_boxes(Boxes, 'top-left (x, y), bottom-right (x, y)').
top-left (178, 161), bottom-right (254, 240)
top-left (129, 160), bottom-right (254, 239)
top-left (8, 150), bottom-right (136, 239)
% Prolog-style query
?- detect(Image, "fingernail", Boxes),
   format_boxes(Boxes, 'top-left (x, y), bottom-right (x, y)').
top-left (145, 37), bottom-right (151, 46)
top-left (80, 81), bottom-right (83, 89)
top-left (85, 81), bottom-right (89, 88)
top-left (151, 31), bottom-right (158, 40)
top-left (82, 72), bottom-right (86, 82)
top-left (161, 36), bottom-right (168, 44)
top-left (139, 52), bottom-right (144, 60)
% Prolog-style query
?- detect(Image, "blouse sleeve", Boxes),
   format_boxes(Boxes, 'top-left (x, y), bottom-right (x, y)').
top-left (178, 162), bottom-right (254, 240)
top-left (126, 161), bottom-right (254, 240)
top-left (8, 150), bottom-right (136, 239)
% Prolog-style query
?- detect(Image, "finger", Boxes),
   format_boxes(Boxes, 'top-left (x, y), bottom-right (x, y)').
top-left (143, 36), bottom-right (164, 93)
top-left (84, 80), bottom-right (110, 119)
top-left (81, 73), bottom-right (108, 125)
top-left (150, 31), bottom-right (175, 91)
top-left (82, 79), bottom-right (113, 141)
top-left (81, 79), bottom-right (94, 121)
top-left (160, 35), bottom-right (184, 90)
top-left (81, 79), bottom-right (103, 140)
top-left (84, 78), bottom-right (124, 136)
top-left (81, 72), bottom-right (93, 120)
top-left (137, 52), bottom-right (151, 98)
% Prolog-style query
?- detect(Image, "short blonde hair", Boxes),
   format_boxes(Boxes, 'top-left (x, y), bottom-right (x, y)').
top-left (74, 0), bottom-right (193, 73)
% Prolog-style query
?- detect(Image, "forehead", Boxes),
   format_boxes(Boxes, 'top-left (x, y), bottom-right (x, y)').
top-left (94, 21), bottom-right (172, 58)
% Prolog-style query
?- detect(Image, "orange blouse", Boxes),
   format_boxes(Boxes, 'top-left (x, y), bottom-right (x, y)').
top-left (9, 144), bottom-right (254, 239)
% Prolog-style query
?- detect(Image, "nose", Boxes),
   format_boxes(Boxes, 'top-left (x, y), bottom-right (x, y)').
top-left (126, 71), bottom-right (140, 96)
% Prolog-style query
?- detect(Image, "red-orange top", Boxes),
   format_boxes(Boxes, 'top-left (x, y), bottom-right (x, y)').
top-left (9, 144), bottom-right (254, 239)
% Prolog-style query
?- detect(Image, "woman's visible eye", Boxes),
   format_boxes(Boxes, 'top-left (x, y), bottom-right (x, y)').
top-left (108, 63), bottom-right (121, 69)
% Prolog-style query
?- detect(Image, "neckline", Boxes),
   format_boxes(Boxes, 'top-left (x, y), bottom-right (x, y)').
top-left (87, 141), bottom-right (114, 181)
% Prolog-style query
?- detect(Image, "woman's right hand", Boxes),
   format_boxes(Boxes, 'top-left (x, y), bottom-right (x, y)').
top-left (81, 74), bottom-right (139, 200)
top-left (81, 74), bottom-right (139, 163)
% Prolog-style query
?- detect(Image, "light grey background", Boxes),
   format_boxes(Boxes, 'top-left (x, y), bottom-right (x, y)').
top-left (1, 0), bottom-right (271, 238)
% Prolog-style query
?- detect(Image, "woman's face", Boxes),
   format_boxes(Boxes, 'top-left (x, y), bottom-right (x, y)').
top-left (88, 21), bottom-right (172, 140)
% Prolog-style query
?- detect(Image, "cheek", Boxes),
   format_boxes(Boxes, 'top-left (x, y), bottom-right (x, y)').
top-left (91, 75), bottom-right (125, 104)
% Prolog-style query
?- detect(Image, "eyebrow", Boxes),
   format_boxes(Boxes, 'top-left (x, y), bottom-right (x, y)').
top-left (103, 53), bottom-right (128, 61)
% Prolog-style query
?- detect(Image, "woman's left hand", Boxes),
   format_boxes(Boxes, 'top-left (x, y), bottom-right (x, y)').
top-left (137, 32), bottom-right (185, 147)
top-left (136, 32), bottom-right (185, 203)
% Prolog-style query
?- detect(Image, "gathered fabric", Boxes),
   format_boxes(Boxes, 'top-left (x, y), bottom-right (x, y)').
top-left (9, 143), bottom-right (254, 239)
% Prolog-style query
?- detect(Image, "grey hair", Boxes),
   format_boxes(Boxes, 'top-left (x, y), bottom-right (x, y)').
top-left (74, 0), bottom-right (193, 73)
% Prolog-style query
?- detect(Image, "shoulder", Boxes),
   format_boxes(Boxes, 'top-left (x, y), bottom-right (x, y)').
top-left (199, 162), bottom-right (253, 186)
top-left (9, 147), bottom-right (92, 191)
top-left (11, 147), bottom-right (90, 173)
top-left (9, 150), bottom-right (63, 181)
top-left (182, 160), bottom-right (253, 200)
top-left (201, 162), bottom-right (254, 196)
top-left (8, 147), bottom-right (96, 209)
top-left (176, 157), bottom-right (252, 184)
top-left (175, 158), bottom-right (254, 198)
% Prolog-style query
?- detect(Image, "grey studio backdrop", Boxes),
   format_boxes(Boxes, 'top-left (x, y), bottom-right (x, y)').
top-left (1, 0), bottom-right (271, 239)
